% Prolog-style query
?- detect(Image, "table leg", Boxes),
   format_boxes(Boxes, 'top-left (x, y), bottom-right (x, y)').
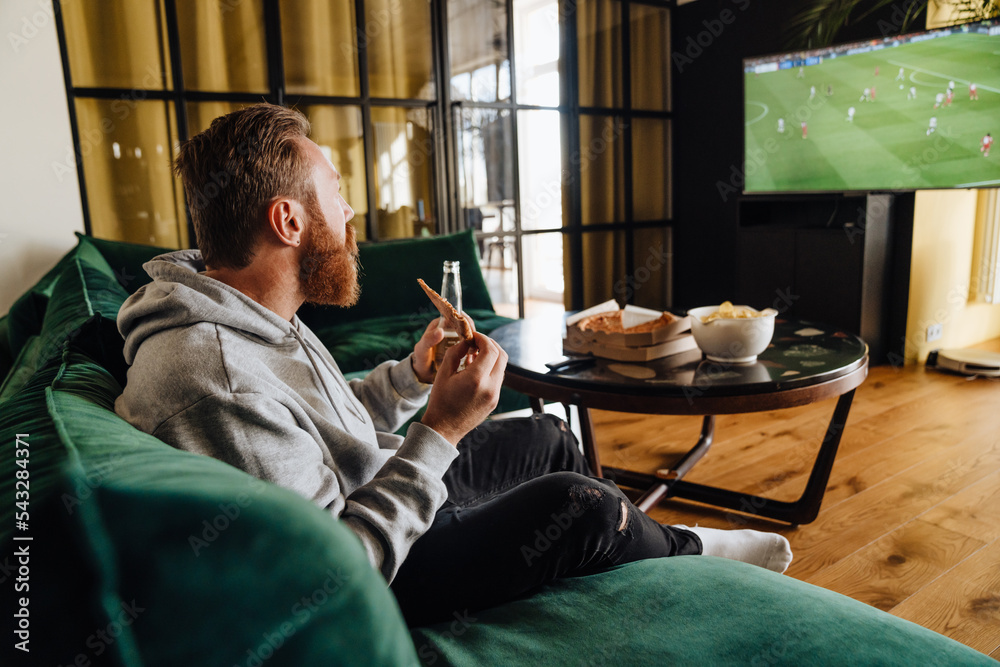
top-left (608, 389), bottom-right (857, 525)
top-left (635, 416), bottom-right (715, 513)
top-left (578, 407), bottom-right (603, 478)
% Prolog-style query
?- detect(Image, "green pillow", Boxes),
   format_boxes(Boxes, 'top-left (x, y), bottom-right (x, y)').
top-left (24, 258), bottom-right (129, 381)
top-left (76, 232), bottom-right (173, 295)
top-left (5, 237), bottom-right (109, 359)
top-left (412, 557), bottom-right (995, 666)
top-left (0, 350), bottom-right (420, 666)
top-left (0, 335), bottom-right (44, 404)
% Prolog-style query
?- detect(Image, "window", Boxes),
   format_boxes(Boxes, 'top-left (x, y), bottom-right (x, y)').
top-left (55, 0), bottom-right (674, 316)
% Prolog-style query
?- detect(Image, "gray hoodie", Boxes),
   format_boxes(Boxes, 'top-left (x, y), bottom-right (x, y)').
top-left (115, 249), bottom-right (458, 582)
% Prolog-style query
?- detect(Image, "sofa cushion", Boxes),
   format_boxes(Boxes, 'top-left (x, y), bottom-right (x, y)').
top-left (5, 235), bottom-right (110, 359)
top-left (411, 556), bottom-right (996, 666)
top-left (1, 253), bottom-right (131, 399)
top-left (0, 350), bottom-right (420, 667)
top-left (77, 231), bottom-right (172, 295)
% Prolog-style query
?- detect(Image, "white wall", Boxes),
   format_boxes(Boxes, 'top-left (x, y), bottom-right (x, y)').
top-left (0, 0), bottom-right (85, 315)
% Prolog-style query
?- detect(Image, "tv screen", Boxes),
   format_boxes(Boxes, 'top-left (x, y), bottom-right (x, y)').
top-left (743, 19), bottom-right (1000, 194)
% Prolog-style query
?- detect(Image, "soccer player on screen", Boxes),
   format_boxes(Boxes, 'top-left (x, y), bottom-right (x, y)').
top-left (908, 86), bottom-right (917, 101)
top-left (809, 85), bottom-right (816, 101)
top-left (846, 107), bottom-right (856, 123)
top-left (983, 133), bottom-right (993, 157)
top-left (777, 117), bottom-right (785, 134)
top-left (970, 83), bottom-right (979, 101)
top-left (927, 117), bottom-right (937, 136)
top-left (944, 89), bottom-right (953, 107)
top-left (895, 67), bottom-right (904, 81)
top-left (934, 93), bottom-right (944, 109)
top-left (801, 121), bottom-right (807, 139)
top-left (860, 88), bottom-right (871, 102)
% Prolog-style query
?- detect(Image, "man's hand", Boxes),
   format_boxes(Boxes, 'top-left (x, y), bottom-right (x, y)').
top-left (421, 332), bottom-right (507, 446)
top-left (411, 317), bottom-right (479, 384)
top-left (412, 319), bottom-right (445, 384)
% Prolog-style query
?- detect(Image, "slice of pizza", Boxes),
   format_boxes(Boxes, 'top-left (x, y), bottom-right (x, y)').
top-left (417, 278), bottom-right (476, 345)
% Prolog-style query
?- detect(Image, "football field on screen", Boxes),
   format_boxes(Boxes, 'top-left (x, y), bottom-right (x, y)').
top-left (744, 33), bottom-right (1000, 192)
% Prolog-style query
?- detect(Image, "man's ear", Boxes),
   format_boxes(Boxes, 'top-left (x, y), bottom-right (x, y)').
top-left (267, 197), bottom-right (303, 248)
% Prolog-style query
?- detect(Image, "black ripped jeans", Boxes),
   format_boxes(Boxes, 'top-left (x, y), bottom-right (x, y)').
top-left (390, 413), bottom-right (701, 627)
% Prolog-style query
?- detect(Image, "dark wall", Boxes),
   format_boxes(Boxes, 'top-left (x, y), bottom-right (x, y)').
top-left (671, 0), bottom-right (924, 310)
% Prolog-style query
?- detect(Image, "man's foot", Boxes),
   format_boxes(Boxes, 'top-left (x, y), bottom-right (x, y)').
top-left (675, 525), bottom-right (793, 574)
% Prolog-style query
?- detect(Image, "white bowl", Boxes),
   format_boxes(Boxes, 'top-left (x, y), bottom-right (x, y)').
top-left (686, 305), bottom-right (777, 364)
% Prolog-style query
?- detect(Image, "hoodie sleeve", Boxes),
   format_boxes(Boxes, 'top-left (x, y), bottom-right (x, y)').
top-left (152, 392), bottom-right (458, 582)
top-left (348, 355), bottom-right (431, 434)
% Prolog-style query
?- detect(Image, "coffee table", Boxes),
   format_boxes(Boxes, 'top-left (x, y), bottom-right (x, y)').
top-left (490, 314), bottom-right (868, 525)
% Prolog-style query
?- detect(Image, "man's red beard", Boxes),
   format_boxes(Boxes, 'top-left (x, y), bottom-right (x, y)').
top-left (299, 201), bottom-right (361, 307)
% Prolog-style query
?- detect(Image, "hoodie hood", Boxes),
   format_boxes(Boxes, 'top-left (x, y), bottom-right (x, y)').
top-left (119, 249), bottom-right (297, 364)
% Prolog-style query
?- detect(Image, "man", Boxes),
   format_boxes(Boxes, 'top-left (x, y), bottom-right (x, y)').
top-left (846, 106), bottom-right (855, 123)
top-left (983, 133), bottom-right (993, 157)
top-left (927, 116), bottom-right (938, 136)
top-left (115, 104), bottom-right (792, 626)
top-left (970, 82), bottom-right (978, 101)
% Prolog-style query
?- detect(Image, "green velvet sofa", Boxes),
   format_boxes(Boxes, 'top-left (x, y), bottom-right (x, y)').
top-left (1, 232), bottom-right (995, 666)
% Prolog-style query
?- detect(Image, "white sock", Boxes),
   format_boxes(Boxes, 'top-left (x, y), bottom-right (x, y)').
top-left (674, 525), bottom-right (793, 574)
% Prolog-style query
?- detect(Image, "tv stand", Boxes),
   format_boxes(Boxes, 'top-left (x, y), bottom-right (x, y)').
top-left (735, 192), bottom-right (913, 364)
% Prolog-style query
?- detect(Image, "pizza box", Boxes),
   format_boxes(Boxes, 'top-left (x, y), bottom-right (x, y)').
top-left (563, 331), bottom-right (698, 362)
top-left (566, 301), bottom-right (691, 347)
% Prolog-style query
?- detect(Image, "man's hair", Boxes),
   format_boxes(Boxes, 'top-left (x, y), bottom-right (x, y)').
top-left (174, 103), bottom-right (314, 269)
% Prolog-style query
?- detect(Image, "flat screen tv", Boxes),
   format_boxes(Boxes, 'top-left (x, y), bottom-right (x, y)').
top-left (742, 18), bottom-right (1000, 194)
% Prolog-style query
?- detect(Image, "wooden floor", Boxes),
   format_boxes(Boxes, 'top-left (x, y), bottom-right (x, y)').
top-left (590, 340), bottom-right (1000, 657)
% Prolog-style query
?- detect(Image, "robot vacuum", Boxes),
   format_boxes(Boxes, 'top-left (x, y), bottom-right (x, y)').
top-left (927, 348), bottom-right (1000, 377)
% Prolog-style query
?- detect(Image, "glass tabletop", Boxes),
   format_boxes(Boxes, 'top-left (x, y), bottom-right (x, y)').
top-left (490, 313), bottom-right (869, 398)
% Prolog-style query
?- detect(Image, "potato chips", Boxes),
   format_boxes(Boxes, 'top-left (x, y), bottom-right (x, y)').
top-left (701, 301), bottom-right (765, 323)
